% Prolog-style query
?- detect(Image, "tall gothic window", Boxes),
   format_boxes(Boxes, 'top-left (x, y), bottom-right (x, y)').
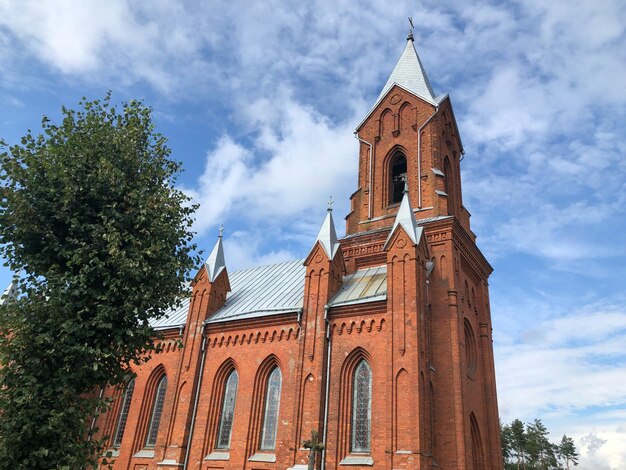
top-left (216, 370), bottom-right (239, 450)
top-left (351, 360), bottom-right (372, 453)
top-left (145, 375), bottom-right (167, 448)
top-left (390, 152), bottom-right (407, 204)
top-left (112, 378), bottom-right (135, 448)
top-left (260, 367), bottom-right (282, 451)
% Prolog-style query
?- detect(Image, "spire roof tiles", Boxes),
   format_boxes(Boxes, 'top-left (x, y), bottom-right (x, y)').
top-left (378, 36), bottom-right (437, 104)
top-left (205, 232), bottom-right (226, 283)
top-left (315, 209), bottom-right (340, 260)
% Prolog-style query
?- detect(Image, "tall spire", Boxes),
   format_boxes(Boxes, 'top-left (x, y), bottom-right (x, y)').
top-left (205, 225), bottom-right (227, 283)
top-left (385, 186), bottom-right (423, 248)
top-left (377, 31), bottom-right (437, 104)
top-left (314, 198), bottom-right (340, 259)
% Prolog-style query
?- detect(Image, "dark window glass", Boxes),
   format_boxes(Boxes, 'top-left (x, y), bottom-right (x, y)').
top-left (145, 375), bottom-right (167, 447)
top-left (391, 153), bottom-right (407, 203)
top-left (216, 370), bottom-right (239, 449)
top-left (260, 367), bottom-right (282, 450)
top-left (351, 360), bottom-right (372, 452)
top-left (113, 379), bottom-right (135, 448)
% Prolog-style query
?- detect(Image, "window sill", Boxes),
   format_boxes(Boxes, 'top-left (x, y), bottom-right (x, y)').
top-left (156, 460), bottom-right (183, 467)
top-left (340, 455), bottom-right (373, 466)
top-left (205, 451), bottom-right (230, 461)
top-left (103, 449), bottom-right (120, 458)
top-left (249, 452), bottom-right (276, 463)
top-left (133, 449), bottom-right (155, 459)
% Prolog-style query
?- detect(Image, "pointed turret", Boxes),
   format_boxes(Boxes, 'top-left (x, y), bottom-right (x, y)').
top-left (205, 225), bottom-right (227, 283)
top-left (377, 33), bottom-right (438, 105)
top-left (0, 279), bottom-right (17, 306)
top-left (385, 184), bottom-right (423, 248)
top-left (314, 199), bottom-right (340, 260)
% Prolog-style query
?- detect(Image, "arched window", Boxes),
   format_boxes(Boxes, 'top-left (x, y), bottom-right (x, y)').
top-left (216, 370), bottom-right (239, 450)
top-left (464, 319), bottom-right (478, 377)
top-left (470, 413), bottom-right (484, 470)
top-left (112, 378), bottom-right (135, 448)
top-left (145, 375), bottom-right (167, 448)
top-left (260, 367), bottom-right (282, 451)
top-left (351, 360), bottom-right (372, 453)
top-left (390, 152), bottom-right (407, 204)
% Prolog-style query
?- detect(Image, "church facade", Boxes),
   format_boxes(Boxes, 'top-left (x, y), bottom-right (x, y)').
top-left (96, 33), bottom-right (503, 470)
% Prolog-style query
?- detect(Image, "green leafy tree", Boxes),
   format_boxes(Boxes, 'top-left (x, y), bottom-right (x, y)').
top-left (558, 435), bottom-right (579, 469)
top-left (0, 95), bottom-right (199, 469)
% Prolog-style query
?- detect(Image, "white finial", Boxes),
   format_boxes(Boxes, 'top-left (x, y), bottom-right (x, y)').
top-left (218, 224), bottom-right (224, 238)
top-left (327, 196), bottom-right (334, 213)
top-left (403, 175), bottom-right (409, 194)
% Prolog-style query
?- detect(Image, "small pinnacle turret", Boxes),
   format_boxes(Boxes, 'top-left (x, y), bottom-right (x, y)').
top-left (314, 200), bottom-right (340, 259)
top-left (205, 226), bottom-right (227, 283)
top-left (385, 187), bottom-right (423, 248)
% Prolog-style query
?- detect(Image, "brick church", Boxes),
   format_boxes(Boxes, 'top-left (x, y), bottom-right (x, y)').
top-left (95, 31), bottom-right (503, 470)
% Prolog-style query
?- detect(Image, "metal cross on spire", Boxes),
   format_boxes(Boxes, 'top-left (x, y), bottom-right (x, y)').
top-left (407, 17), bottom-right (414, 41)
top-left (218, 224), bottom-right (224, 238)
top-left (327, 196), bottom-right (334, 212)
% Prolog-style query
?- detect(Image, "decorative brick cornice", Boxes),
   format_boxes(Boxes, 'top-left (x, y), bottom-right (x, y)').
top-left (331, 317), bottom-right (386, 336)
top-left (208, 326), bottom-right (300, 349)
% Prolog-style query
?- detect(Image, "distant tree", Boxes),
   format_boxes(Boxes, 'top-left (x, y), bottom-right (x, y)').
top-left (526, 419), bottom-right (558, 469)
top-left (501, 418), bottom-right (579, 470)
top-left (510, 418), bottom-right (527, 469)
top-left (0, 95), bottom-right (199, 469)
top-left (500, 420), bottom-right (514, 467)
top-left (558, 435), bottom-right (579, 469)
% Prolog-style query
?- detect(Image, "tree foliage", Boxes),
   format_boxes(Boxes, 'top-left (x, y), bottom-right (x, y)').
top-left (0, 95), bottom-right (199, 469)
top-left (501, 418), bottom-right (579, 470)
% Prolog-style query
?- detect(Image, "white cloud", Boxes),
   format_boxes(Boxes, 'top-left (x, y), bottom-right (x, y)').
top-left (184, 91), bottom-right (360, 238)
top-left (0, 0), bottom-right (200, 91)
top-left (496, 299), bottom-right (626, 469)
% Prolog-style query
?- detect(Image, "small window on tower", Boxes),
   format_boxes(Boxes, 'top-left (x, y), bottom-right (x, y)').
top-left (390, 152), bottom-right (407, 204)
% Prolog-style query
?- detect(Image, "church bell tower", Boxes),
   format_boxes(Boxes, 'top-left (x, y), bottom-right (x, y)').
top-left (339, 28), bottom-right (503, 469)
top-left (347, 29), bottom-right (471, 239)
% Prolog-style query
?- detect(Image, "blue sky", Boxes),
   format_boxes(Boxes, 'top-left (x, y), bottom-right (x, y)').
top-left (1, 0), bottom-right (625, 467)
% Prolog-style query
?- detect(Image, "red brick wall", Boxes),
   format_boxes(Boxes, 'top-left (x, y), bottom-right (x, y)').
top-left (96, 87), bottom-right (502, 470)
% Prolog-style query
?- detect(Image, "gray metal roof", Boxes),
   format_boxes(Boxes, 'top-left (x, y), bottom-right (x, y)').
top-left (151, 296), bottom-right (191, 331)
top-left (149, 260), bottom-right (306, 330)
top-left (329, 265), bottom-right (387, 307)
top-left (378, 38), bottom-right (437, 104)
top-left (206, 259), bottom-right (306, 324)
top-left (355, 38), bottom-right (447, 133)
top-left (149, 259), bottom-right (391, 330)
